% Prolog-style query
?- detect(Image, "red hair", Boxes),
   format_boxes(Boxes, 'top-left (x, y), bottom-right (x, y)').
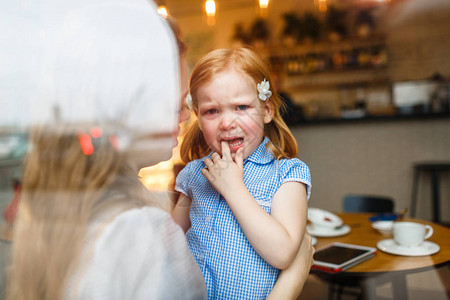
top-left (180, 47), bottom-right (298, 163)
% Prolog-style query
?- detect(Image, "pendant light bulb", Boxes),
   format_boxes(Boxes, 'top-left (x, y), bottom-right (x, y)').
top-left (259, 0), bottom-right (269, 9)
top-left (205, 0), bottom-right (216, 17)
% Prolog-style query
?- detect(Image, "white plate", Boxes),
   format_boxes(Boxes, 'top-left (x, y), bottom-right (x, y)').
top-left (308, 207), bottom-right (343, 228)
top-left (307, 224), bottom-right (351, 237)
top-left (312, 236), bottom-right (317, 246)
top-left (377, 239), bottom-right (440, 256)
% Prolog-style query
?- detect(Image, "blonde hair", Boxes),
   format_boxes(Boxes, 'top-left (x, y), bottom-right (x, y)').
top-left (180, 47), bottom-right (298, 163)
top-left (7, 125), bottom-right (151, 300)
top-left (7, 16), bottom-right (187, 300)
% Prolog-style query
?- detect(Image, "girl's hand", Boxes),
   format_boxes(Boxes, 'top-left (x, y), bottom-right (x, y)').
top-left (201, 141), bottom-right (245, 197)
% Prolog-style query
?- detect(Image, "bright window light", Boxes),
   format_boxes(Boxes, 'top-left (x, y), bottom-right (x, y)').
top-left (205, 0), bottom-right (216, 16)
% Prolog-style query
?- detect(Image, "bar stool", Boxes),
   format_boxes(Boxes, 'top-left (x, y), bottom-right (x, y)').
top-left (411, 161), bottom-right (450, 225)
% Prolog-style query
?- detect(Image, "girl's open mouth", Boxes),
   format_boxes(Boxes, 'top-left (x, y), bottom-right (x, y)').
top-left (225, 137), bottom-right (243, 152)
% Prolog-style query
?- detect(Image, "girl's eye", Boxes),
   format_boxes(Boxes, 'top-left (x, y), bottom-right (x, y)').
top-left (237, 105), bottom-right (248, 111)
top-left (206, 109), bottom-right (218, 114)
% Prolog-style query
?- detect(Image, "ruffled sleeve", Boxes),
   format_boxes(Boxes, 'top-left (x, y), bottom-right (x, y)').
top-left (280, 158), bottom-right (312, 200)
top-left (65, 207), bottom-right (207, 300)
top-left (175, 162), bottom-right (192, 198)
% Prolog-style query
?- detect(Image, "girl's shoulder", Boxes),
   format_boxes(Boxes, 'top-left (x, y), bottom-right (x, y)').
top-left (186, 155), bottom-right (209, 166)
top-left (176, 157), bottom-right (210, 190)
top-left (277, 157), bottom-right (311, 183)
top-left (181, 156), bottom-right (208, 175)
top-left (277, 157), bottom-right (310, 171)
top-left (277, 158), bottom-right (312, 199)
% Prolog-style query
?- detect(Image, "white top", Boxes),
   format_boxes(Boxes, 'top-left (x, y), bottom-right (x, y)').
top-left (65, 207), bottom-right (207, 300)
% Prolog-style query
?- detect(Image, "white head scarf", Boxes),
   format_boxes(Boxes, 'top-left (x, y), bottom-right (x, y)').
top-left (1, 0), bottom-right (180, 164)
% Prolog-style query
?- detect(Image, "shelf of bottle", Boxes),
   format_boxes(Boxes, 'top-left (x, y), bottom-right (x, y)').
top-left (273, 49), bottom-right (387, 74)
top-left (296, 111), bottom-right (450, 126)
top-left (268, 34), bottom-right (388, 78)
top-left (269, 34), bottom-right (386, 54)
top-left (282, 68), bottom-right (389, 90)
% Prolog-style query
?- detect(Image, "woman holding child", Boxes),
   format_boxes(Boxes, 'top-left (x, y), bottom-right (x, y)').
top-left (3, 0), bottom-right (314, 299)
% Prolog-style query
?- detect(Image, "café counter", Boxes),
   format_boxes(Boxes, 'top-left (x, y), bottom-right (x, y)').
top-left (295, 111), bottom-right (450, 126)
top-left (289, 113), bottom-right (450, 221)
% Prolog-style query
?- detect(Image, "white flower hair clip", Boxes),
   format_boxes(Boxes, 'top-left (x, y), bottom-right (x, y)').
top-left (257, 78), bottom-right (272, 101)
top-left (186, 94), bottom-right (193, 111)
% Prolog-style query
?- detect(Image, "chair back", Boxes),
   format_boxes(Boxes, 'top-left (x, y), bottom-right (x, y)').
top-left (343, 194), bottom-right (394, 213)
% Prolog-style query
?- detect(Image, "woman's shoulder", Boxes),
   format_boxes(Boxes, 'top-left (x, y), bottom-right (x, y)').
top-left (69, 206), bottom-right (207, 299)
top-left (114, 205), bottom-right (169, 221)
top-left (101, 206), bottom-right (178, 240)
top-left (84, 206), bottom-right (183, 263)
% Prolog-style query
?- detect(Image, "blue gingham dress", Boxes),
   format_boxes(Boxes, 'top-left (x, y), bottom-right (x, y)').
top-left (175, 137), bottom-right (311, 300)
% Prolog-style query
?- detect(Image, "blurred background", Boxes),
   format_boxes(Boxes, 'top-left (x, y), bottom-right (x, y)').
top-left (141, 0), bottom-right (450, 224)
top-left (2, 0), bottom-right (449, 236)
top-left (1, 0), bottom-right (449, 298)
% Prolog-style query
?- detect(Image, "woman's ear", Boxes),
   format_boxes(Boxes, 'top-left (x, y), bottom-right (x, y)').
top-left (263, 100), bottom-right (274, 124)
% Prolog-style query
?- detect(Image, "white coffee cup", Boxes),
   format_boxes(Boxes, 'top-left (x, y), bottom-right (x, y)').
top-left (392, 221), bottom-right (433, 247)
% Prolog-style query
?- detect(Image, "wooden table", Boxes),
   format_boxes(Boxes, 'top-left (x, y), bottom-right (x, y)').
top-left (310, 213), bottom-right (450, 300)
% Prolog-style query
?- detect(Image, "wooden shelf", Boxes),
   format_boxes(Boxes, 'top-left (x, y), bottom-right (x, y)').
top-left (282, 68), bottom-right (390, 90)
top-left (269, 34), bottom-right (387, 55)
top-left (294, 111), bottom-right (450, 127)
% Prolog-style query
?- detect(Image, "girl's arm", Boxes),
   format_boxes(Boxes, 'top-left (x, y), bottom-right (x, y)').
top-left (201, 142), bottom-right (307, 269)
top-left (267, 232), bottom-right (315, 300)
top-left (171, 193), bottom-right (192, 233)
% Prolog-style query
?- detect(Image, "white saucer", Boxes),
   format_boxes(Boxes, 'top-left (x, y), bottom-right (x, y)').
top-left (377, 239), bottom-right (440, 256)
top-left (311, 236), bottom-right (317, 246)
top-left (307, 224), bottom-right (351, 237)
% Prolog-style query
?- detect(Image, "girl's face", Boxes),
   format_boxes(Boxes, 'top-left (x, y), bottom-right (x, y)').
top-left (195, 68), bottom-right (273, 159)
